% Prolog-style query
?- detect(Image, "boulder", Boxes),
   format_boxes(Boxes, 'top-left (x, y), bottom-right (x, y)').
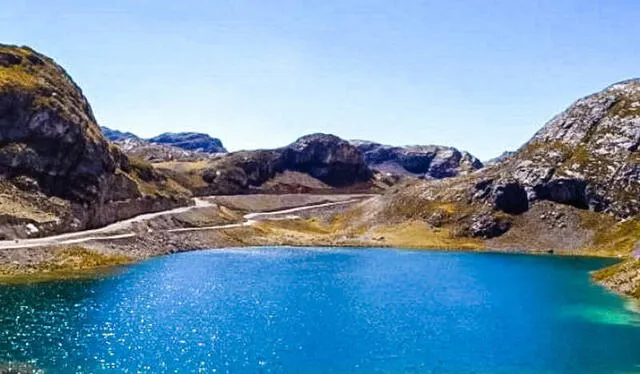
top-left (469, 213), bottom-right (512, 238)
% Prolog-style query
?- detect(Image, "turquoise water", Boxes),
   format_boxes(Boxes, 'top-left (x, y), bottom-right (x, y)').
top-left (0, 247), bottom-right (638, 373)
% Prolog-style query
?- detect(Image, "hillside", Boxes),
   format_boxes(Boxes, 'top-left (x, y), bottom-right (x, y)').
top-left (0, 44), bottom-right (189, 239)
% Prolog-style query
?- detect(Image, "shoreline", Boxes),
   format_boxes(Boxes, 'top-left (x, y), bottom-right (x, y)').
top-left (0, 192), bottom-right (633, 299)
top-left (0, 238), bottom-right (623, 285)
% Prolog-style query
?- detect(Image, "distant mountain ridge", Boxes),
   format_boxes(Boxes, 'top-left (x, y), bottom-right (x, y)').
top-left (160, 133), bottom-right (379, 195)
top-left (148, 132), bottom-right (227, 153)
top-left (351, 140), bottom-right (483, 179)
top-left (100, 127), bottom-right (140, 142)
top-left (101, 127), bottom-right (227, 154)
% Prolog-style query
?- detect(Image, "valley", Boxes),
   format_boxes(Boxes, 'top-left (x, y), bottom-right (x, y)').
top-left (1, 43), bottom-right (640, 299)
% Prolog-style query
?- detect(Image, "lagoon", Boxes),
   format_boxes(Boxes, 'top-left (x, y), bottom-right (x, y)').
top-left (0, 247), bottom-right (637, 373)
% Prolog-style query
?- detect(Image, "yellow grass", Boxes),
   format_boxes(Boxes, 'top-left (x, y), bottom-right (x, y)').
top-left (0, 246), bottom-right (133, 284)
top-left (580, 211), bottom-right (640, 256)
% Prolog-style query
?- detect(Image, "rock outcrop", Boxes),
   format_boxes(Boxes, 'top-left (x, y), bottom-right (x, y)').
top-left (352, 140), bottom-right (483, 179)
top-left (195, 133), bottom-right (374, 194)
top-left (485, 151), bottom-right (515, 166)
top-left (0, 44), bottom-right (189, 238)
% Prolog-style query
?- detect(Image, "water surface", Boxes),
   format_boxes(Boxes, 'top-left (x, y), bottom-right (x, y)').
top-left (0, 247), bottom-right (637, 373)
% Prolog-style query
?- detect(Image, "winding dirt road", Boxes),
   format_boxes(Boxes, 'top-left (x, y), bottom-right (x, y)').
top-left (0, 197), bottom-right (364, 250)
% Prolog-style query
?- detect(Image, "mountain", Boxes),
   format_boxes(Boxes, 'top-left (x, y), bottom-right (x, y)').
top-left (101, 127), bottom-right (227, 162)
top-left (0, 44), bottom-right (189, 238)
top-left (158, 133), bottom-right (378, 195)
top-left (351, 140), bottom-right (483, 178)
top-left (100, 127), bottom-right (140, 142)
top-left (148, 132), bottom-right (227, 153)
top-left (359, 79), bottom-right (640, 248)
top-left (471, 79), bottom-right (640, 218)
top-left (107, 136), bottom-right (219, 163)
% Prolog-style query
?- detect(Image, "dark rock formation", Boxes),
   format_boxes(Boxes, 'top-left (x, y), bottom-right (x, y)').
top-left (352, 140), bottom-right (483, 179)
top-left (200, 133), bottom-right (373, 194)
top-left (149, 132), bottom-right (227, 153)
top-left (492, 181), bottom-right (529, 215)
top-left (469, 213), bottom-right (512, 238)
top-left (284, 134), bottom-right (372, 186)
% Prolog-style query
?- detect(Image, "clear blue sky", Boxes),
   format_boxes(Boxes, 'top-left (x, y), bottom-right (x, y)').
top-left (2, 1), bottom-right (640, 159)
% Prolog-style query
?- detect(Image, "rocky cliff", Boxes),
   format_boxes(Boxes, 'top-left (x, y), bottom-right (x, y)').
top-left (0, 44), bottom-right (189, 239)
top-left (471, 79), bottom-right (640, 218)
top-left (352, 140), bottom-right (483, 178)
top-left (164, 133), bottom-right (376, 195)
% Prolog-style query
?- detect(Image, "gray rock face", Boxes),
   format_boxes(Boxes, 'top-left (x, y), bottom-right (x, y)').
top-left (485, 151), bottom-right (515, 166)
top-left (471, 79), bottom-right (640, 217)
top-left (352, 140), bottom-right (483, 179)
top-left (111, 137), bottom-right (217, 163)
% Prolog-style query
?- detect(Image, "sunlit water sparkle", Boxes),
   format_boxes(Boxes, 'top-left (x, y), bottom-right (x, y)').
top-left (0, 247), bottom-right (637, 373)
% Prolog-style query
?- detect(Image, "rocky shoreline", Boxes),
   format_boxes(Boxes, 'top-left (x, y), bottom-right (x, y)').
top-left (0, 195), bottom-right (625, 294)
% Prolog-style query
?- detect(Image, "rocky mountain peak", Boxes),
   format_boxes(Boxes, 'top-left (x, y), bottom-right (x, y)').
top-left (351, 140), bottom-right (483, 179)
top-left (0, 45), bottom-right (188, 237)
top-left (0, 44), bottom-right (118, 203)
top-left (283, 133), bottom-right (372, 186)
top-left (468, 79), bottom-right (640, 218)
